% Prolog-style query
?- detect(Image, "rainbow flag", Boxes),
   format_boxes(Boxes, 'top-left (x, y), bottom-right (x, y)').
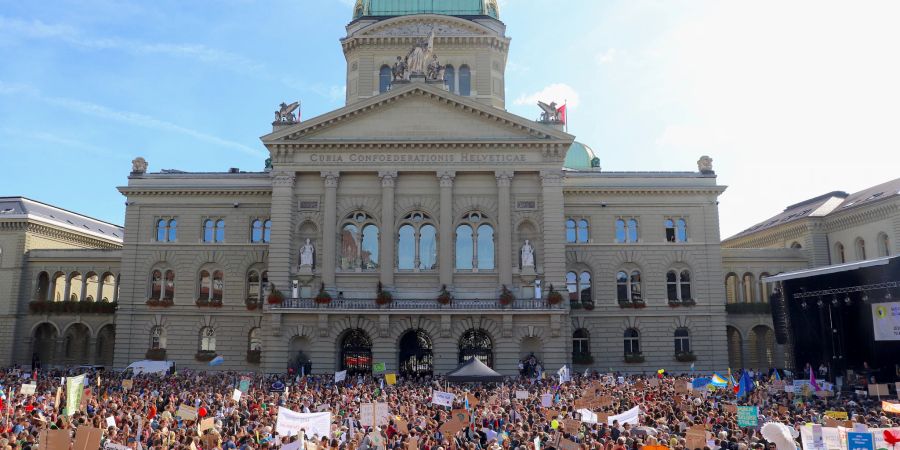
top-left (711, 373), bottom-right (728, 387)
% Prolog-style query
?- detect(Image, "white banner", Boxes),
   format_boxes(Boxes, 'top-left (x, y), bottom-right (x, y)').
top-left (19, 384), bottom-right (36, 395)
top-left (232, 389), bottom-right (242, 402)
top-left (873, 303), bottom-right (900, 341)
top-left (432, 390), bottom-right (455, 407)
top-left (576, 408), bottom-right (597, 424)
top-left (515, 390), bottom-right (528, 400)
top-left (275, 408), bottom-right (331, 439)
top-left (607, 405), bottom-right (640, 426)
top-left (335, 370), bottom-right (347, 383)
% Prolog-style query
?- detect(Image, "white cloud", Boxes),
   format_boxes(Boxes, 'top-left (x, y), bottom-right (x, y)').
top-left (595, 48), bottom-right (618, 65)
top-left (514, 83), bottom-right (580, 109)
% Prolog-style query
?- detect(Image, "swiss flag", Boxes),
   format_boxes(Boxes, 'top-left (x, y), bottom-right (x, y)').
top-left (557, 104), bottom-right (566, 124)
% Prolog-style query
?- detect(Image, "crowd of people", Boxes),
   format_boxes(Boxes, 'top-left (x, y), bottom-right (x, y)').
top-left (0, 366), bottom-right (897, 450)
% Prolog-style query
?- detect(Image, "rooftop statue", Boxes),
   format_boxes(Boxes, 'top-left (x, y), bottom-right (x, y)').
top-left (274, 101), bottom-right (300, 124)
top-left (537, 101), bottom-right (562, 123)
top-left (406, 29), bottom-right (435, 76)
top-left (131, 157), bottom-right (148, 174)
top-left (697, 155), bottom-right (714, 174)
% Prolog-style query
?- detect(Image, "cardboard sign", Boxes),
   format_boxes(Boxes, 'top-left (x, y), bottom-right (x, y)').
top-left (541, 393), bottom-right (553, 407)
top-left (74, 426), bottom-right (103, 450)
top-left (176, 404), bottom-right (199, 421)
top-left (406, 437), bottom-right (419, 450)
top-left (232, 389), bottom-right (242, 402)
top-left (724, 404), bottom-right (737, 414)
top-left (868, 384), bottom-right (889, 397)
top-left (644, 446), bottom-right (669, 450)
top-left (394, 417), bottom-right (409, 434)
top-left (465, 393), bottom-right (479, 409)
top-left (199, 418), bottom-right (215, 431)
top-left (121, 380), bottom-right (133, 391)
top-left (543, 409), bottom-right (561, 420)
top-left (439, 409), bottom-right (470, 435)
top-left (40, 429), bottom-right (71, 450)
top-left (675, 381), bottom-right (689, 394)
top-left (20, 383), bottom-right (37, 395)
top-left (649, 378), bottom-right (660, 388)
top-left (562, 419), bottom-right (581, 432)
top-left (558, 439), bottom-right (580, 450)
top-left (686, 432), bottom-right (707, 450)
top-left (598, 395), bottom-right (614, 408)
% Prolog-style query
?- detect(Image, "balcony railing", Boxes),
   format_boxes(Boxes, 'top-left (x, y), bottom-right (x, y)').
top-left (274, 298), bottom-right (560, 311)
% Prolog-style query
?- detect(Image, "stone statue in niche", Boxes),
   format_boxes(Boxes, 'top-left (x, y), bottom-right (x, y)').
top-left (300, 238), bottom-right (315, 267)
top-left (131, 157), bottom-right (148, 174)
top-left (521, 239), bottom-right (535, 268)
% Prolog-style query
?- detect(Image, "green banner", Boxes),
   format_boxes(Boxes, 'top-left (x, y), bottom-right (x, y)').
top-left (737, 405), bottom-right (758, 428)
top-left (373, 362), bottom-right (386, 373)
top-left (65, 374), bottom-right (85, 416)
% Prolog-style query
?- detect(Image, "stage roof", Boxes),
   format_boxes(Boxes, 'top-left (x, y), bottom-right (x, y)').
top-left (762, 256), bottom-right (896, 283)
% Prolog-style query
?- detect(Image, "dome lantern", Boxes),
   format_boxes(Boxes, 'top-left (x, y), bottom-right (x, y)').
top-left (353, 0), bottom-right (500, 20)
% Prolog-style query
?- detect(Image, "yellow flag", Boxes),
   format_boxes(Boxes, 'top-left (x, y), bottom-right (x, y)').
top-left (385, 373), bottom-right (397, 385)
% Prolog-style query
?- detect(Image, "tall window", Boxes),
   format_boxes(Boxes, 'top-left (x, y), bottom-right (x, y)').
top-left (150, 270), bottom-right (162, 299)
top-left (615, 218), bottom-right (639, 243)
top-left (458, 65), bottom-right (471, 96)
top-left (251, 219), bottom-right (272, 243)
top-left (674, 328), bottom-right (691, 354)
top-left (444, 65), bottom-right (455, 93)
top-left (247, 270), bottom-right (268, 302)
top-left (572, 329), bottom-right (590, 357)
top-left (203, 219), bottom-right (225, 243)
top-left (341, 212), bottom-right (379, 270)
top-left (566, 271), bottom-right (592, 303)
top-left (616, 270), bottom-right (642, 302)
top-left (148, 269), bottom-right (175, 301)
top-left (156, 219), bottom-right (177, 242)
top-left (199, 327), bottom-right (216, 352)
top-left (198, 270), bottom-right (224, 301)
top-left (150, 326), bottom-right (166, 350)
top-left (398, 212), bottom-right (437, 270)
top-left (566, 219), bottom-right (589, 243)
top-left (855, 238), bottom-right (866, 260)
top-left (379, 65), bottom-right (391, 93)
top-left (248, 327), bottom-right (262, 352)
top-left (879, 233), bottom-right (891, 257)
top-left (455, 212), bottom-right (494, 270)
top-left (623, 328), bottom-right (640, 355)
top-left (666, 269), bottom-right (692, 302)
top-left (835, 242), bottom-right (846, 263)
top-left (665, 218), bottom-right (687, 243)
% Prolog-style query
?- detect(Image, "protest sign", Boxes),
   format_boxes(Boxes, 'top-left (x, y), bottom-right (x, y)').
top-left (558, 439), bottom-right (580, 450)
top-left (275, 407), bottom-right (331, 439)
top-left (725, 404), bottom-right (738, 414)
top-left (869, 384), bottom-right (889, 397)
top-left (825, 411), bottom-right (849, 420)
top-left (394, 417), bottom-right (409, 433)
top-left (66, 374), bottom-right (86, 416)
top-left (368, 431), bottom-right (386, 450)
top-left (883, 401), bottom-right (900, 414)
top-left (104, 443), bottom-right (130, 450)
top-left (432, 390), bottom-right (455, 407)
top-left (465, 393), bottom-right (479, 408)
top-left (385, 373), bottom-right (397, 385)
top-left (121, 380), bottom-right (133, 391)
top-left (74, 426), bottom-right (103, 450)
top-left (105, 416), bottom-right (116, 428)
top-left (608, 405), bottom-right (640, 425)
top-left (515, 390), bottom-right (529, 400)
top-left (200, 418), bottom-right (215, 432)
top-left (675, 381), bottom-right (689, 394)
top-left (40, 429), bottom-right (70, 450)
top-left (847, 432), bottom-right (875, 450)
top-left (334, 370), bottom-right (347, 383)
top-left (440, 409), bottom-right (470, 435)
top-left (239, 378), bottom-right (251, 392)
top-left (649, 378), bottom-right (660, 387)
top-left (373, 362), bottom-right (386, 373)
top-left (562, 419), bottom-right (581, 432)
top-left (541, 393), bottom-right (553, 407)
top-left (577, 408), bottom-right (597, 424)
top-left (736, 406), bottom-right (758, 428)
top-left (232, 389), bottom-right (242, 402)
top-left (598, 395), bottom-right (614, 407)
top-left (20, 383), bottom-right (36, 395)
top-left (176, 404), bottom-right (199, 421)
top-left (405, 438), bottom-right (419, 450)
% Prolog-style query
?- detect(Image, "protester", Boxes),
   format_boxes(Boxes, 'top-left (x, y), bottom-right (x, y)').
top-left (0, 367), bottom-right (895, 449)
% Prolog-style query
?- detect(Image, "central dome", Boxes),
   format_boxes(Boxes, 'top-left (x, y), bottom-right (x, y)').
top-left (352, 0), bottom-right (499, 20)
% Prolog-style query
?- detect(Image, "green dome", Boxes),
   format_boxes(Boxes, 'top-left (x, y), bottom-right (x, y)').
top-left (353, 0), bottom-right (499, 20)
top-left (564, 141), bottom-right (600, 170)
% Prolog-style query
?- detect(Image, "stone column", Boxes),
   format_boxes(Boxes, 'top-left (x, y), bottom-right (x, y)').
top-left (321, 171), bottom-right (340, 288)
top-left (79, 273), bottom-right (88, 301)
top-left (540, 170), bottom-right (567, 292)
top-left (379, 171), bottom-right (397, 287)
top-left (437, 171), bottom-right (456, 288)
top-left (63, 275), bottom-right (71, 302)
top-left (496, 171), bottom-right (513, 287)
top-left (268, 171), bottom-right (296, 296)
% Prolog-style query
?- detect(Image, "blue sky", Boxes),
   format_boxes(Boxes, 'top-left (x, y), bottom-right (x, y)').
top-left (1, 0), bottom-right (897, 238)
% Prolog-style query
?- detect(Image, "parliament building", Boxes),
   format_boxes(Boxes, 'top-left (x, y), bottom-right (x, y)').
top-left (10, 1), bottom-right (892, 376)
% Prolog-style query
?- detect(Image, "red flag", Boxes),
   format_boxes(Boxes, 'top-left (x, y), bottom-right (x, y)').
top-left (557, 104), bottom-right (566, 124)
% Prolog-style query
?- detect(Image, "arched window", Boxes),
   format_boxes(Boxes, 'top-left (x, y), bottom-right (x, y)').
top-left (247, 270), bottom-right (268, 302)
top-left (458, 328), bottom-right (493, 367)
top-left (615, 218), bottom-right (639, 243)
top-left (616, 270), bottom-right (642, 302)
top-left (665, 218), bottom-right (688, 243)
top-left (444, 65), bottom-right (455, 93)
top-left (215, 220), bottom-right (225, 242)
top-left (577, 219), bottom-right (589, 243)
top-left (666, 269), bottom-right (692, 302)
top-left (251, 219), bottom-right (265, 243)
top-left (212, 270), bottom-right (224, 301)
top-left (565, 219), bottom-right (576, 243)
top-left (456, 212), bottom-right (494, 270)
top-left (399, 329), bottom-right (434, 376)
top-left (203, 220), bottom-right (214, 243)
top-left (340, 212), bottom-right (379, 270)
top-left (379, 65), bottom-right (391, 93)
top-left (52, 272), bottom-right (66, 301)
top-left (790, 242), bottom-right (802, 249)
top-left (627, 219), bottom-right (639, 242)
top-left (623, 328), bottom-right (640, 355)
top-left (725, 273), bottom-right (738, 304)
top-left (100, 273), bottom-right (116, 302)
top-left (566, 271), bottom-right (592, 303)
top-left (68, 272), bottom-right (83, 302)
top-left (198, 269), bottom-right (224, 302)
top-left (150, 270), bottom-right (162, 299)
top-left (759, 272), bottom-right (771, 303)
top-left (167, 219), bottom-right (177, 241)
top-left (855, 238), bottom-right (866, 260)
top-left (835, 242), bottom-right (846, 263)
top-left (163, 271), bottom-right (174, 300)
top-left (263, 220), bottom-right (272, 243)
top-left (459, 65), bottom-right (471, 96)
top-left (199, 270), bottom-right (211, 300)
top-left (572, 328), bottom-right (590, 358)
top-left (248, 327), bottom-right (262, 352)
top-left (150, 326), bottom-right (166, 349)
top-left (879, 233), bottom-right (891, 257)
top-left (742, 273), bottom-right (755, 303)
top-left (397, 212), bottom-right (437, 270)
top-left (156, 219), bottom-right (167, 242)
top-left (199, 327), bottom-right (216, 352)
top-left (35, 272), bottom-right (50, 301)
top-left (674, 327), bottom-right (691, 354)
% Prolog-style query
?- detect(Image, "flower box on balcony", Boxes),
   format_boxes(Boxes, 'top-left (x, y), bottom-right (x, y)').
top-left (267, 284), bottom-right (284, 305)
top-left (145, 348), bottom-right (167, 361)
top-left (245, 298), bottom-right (260, 310)
top-left (570, 301), bottom-right (582, 309)
top-left (195, 351), bottom-right (217, 362)
top-left (668, 300), bottom-right (681, 307)
top-left (246, 349), bottom-right (261, 364)
top-left (196, 298), bottom-right (209, 307)
top-left (546, 285), bottom-right (563, 305)
top-left (682, 299), bottom-right (696, 307)
top-left (315, 286), bottom-right (332, 305)
top-left (633, 300), bottom-right (646, 308)
top-left (375, 282), bottom-right (392, 306)
top-left (437, 285), bottom-right (453, 305)
top-left (582, 302), bottom-right (595, 311)
top-left (498, 285), bottom-right (514, 306)
top-left (624, 353), bottom-right (645, 364)
top-left (675, 352), bottom-right (697, 362)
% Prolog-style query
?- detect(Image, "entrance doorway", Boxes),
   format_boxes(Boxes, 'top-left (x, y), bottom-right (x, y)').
top-left (399, 329), bottom-right (433, 377)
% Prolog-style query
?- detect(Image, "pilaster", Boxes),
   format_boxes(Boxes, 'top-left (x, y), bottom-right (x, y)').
top-left (379, 171), bottom-right (397, 287)
top-left (438, 171), bottom-right (456, 288)
top-left (540, 170), bottom-right (566, 291)
top-left (321, 171), bottom-right (340, 288)
top-left (496, 170), bottom-right (513, 287)
top-left (268, 171), bottom-right (296, 294)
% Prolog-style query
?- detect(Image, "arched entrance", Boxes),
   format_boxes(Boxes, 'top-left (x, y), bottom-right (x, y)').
top-left (96, 325), bottom-right (115, 367)
top-left (33, 323), bottom-right (58, 368)
top-left (726, 326), bottom-right (743, 369)
top-left (340, 329), bottom-right (372, 374)
top-left (63, 324), bottom-right (90, 364)
top-left (288, 336), bottom-right (312, 375)
top-left (398, 329), bottom-right (433, 377)
top-left (458, 328), bottom-right (493, 367)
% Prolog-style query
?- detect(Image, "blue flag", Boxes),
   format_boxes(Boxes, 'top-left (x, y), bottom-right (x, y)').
top-left (737, 371), bottom-right (754, 398)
